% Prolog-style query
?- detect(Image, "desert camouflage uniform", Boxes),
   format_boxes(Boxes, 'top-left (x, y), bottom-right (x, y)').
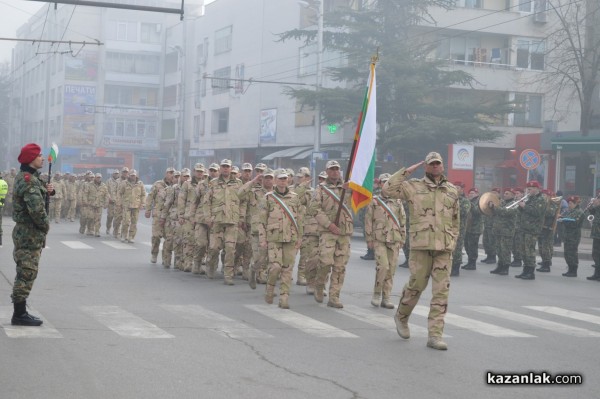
top-left (451, 194), bottom-right (471, 274)
top-left (78, 176), bottom-right (93, 234)
top-left (146, 178), bottom-right (170, 263)
top-left (112, 176), bottom-right (128, 238)
top-left (238, 179), bottom-right (268, 284)
top-left (191, 179), bottom-right (210, 273)
top-left (161, 183), bottom-right (181, 268)
top-left (65, 177), bottom-right (78, 222)
top-left (178, 177), bottom-right (200, 272)
top-left (382, 169), bottom-right (459, 339)
top-left (120, 178), bottom-right (146, 242)
top-left (4, 171), bottom-right (16, 216)
top-left (105, 175), bottom-right (119, 233)
top-left (50, 177), bottom-right (66, 222)
top-left (85, 180), bottom-right (109, 236)
top-left (293, 180), bottom-right (314, 285)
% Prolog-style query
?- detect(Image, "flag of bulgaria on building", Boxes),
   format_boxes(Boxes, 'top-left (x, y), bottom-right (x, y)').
top-left (348, 61), bottom-right (377, 213)
top-left (49, 142), bottom-right (59, 163)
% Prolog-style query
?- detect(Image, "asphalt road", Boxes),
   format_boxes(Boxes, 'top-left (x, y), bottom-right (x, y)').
top-left (0, 214), bottom-right (598, 399)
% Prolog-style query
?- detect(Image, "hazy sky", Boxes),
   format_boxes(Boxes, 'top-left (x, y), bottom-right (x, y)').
top-left (0, 0), bottom-right (45, 64)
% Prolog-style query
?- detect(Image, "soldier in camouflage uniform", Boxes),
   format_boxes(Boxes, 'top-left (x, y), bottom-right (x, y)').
top-left (105, 170), bottom-right (120, 234)
top-left (112, 167), bottom-right (129, 239)
top-left (511, 188), bottom-right (524, 267)
top-left (205, 159), bottom-right (242, 284)
top-left (382, 152), bottom-right (459, 351)
top-left (78, 172), bottom-right (94, 235)
top-left (481, 187), bottom-right (500, 264)
top-left (536, 189), bottom-right (559, 273)
top-left (65, 174), bottom-right (78, 222)
top-left (559, 195), bottom-right (586, 277)
top-left (119, 169), bottom-right (146, 243)
top-left (292, 166), bottom-right (313, 285)
top-left (450, 182), bottom-right (471, 276)
top-left (145, 167), bottom-right (174, 263)
top-left (10, 143), bottom-right (55, 326)
top-left (85, 173), bottom-right (110, 236)
top-left (160, 170), bottom-right (181, 268)
top-left (488, 189), bottom-right (517, 275)
top-left (259, 169), bottom-right (302, 308)
top-left (4, 167), bottom-right (17, 216)
top-left (515, 180), bottom-right (547, 280)
top-left (586, 194), bottom-right (600, 280)
top-left (191, 167), bottom-right (210, 274)
top-left (178, 164), bottom-right (203, 272)
top-left (365, 173), bottom-right (406, 308)
top-left (309, 160), bottom-right (354, 309)
top-left (236, 163), bottom-right (255, 279)
top-left (0, 173), bottom-right (7, 245)
top-left (463, 188), bottom-right (483, 270)
top-left (50, 173), bottom-right (66, 223)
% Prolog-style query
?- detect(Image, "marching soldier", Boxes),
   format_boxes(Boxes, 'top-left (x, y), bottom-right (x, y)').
top-left (145, 167), bottom-right (174, 264)
top-left (536, 189), bottom-right (559, 273)
top-left (105, 170), bottom-right (120, 234)
top-left (178, 164), bottom-right (203, 272)
top-left (50, 173), bottom-right (66, 223)
top-left (382, 152), bottom-right (459, 351)
top-left (119, 169), bottom-right (146, 243)
top-left (191, 167), bottom-right (210, 274)
top-left (160, 170), bottom-right (181, 268)
top-left (559, 195), bottom-right (585, 277)
top-left (488, 189), bottom-right (517, 275)
top-left (515, 181), bottom-right (547, 280)
top-left (113, 167), bottom-right (129, 239)
top-left (65, 174), bottom-right (78, 222)
top-left (365, 173), bottom-right (406, 308)
top-left (463, 187), bottom-right (483, 270)
top-left (293, 166), bottom-right (313, 285)
top-left (586, 193), bottom-right (600, 280)
top-left (237, 162), bottom-right (255, 279)
top-left (86, 173), bottom-right (109, 236)
top-left (450, 182), bottom-right (471, 276)
top-left (259, 169), bottom-right (302, 309)
top-left (78, 172), bottom-right (94, 235)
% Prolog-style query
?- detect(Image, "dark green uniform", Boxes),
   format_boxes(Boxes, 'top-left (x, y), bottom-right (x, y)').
top-left (512, 209), bottom-right (523, 267)
top-left (481, 213), bottom-right (496, 261)
top-left (560, 206), bottom-right (585, 276)
top-left (451, 195), bottom-right (471, 275)
top-left (586, 204), bottom-right (600, 280)
top-left (537, 197), bottom-right (559, 271)
top-left (515, 192), bottom-right (547, 279)
top-left (490, 200), bottom-right (517, 275)
top-left (463, 196), bottom-right (483, 269)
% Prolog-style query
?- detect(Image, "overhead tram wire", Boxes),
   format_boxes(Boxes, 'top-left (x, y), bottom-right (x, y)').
top-left (36, 3), bottom-right (51, 55)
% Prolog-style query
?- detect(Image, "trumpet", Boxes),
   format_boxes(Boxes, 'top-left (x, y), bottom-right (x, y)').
top-left (505, 194), bottom-right (530, 209)
top-left (589, 214), bottom-right (595, 224)
top-left (584, 196), bottom-right (600, 212)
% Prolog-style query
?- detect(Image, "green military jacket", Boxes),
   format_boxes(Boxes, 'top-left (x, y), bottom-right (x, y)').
top-left (542, 195), bottom-right (560, 230)
top-left (491, 199), bottom-right (517, 237)
top-left (467, 196), bottom-right (483, 234)
top-left (458, 195), bottom-right (471, 235)
top-left (205, 176), bottom-right (242, 225)
top-left (364, 195), bottom-right (406, 244)
top-left (12, 168), bottom-right (51, 237)
top-left (258, 188), bottom-right (302, 244)
top-left (382, 168), bottom-right (460, 252)
top-left (585, 204), bottom-right (600, 239)
top-left (517, 192), bottom-right (547, 235)
top-left (309, 179), bottom-right (354, 236)
top-left (561, 206), bottom-right (585, 240)
top-left (145, 178), bottom-right (170, 218)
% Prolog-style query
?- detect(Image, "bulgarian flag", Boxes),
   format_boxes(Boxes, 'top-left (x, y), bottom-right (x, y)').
top-left (348, 61), bottom-right (377, 213)
top-left (48, 142), bottom-right (59, 163)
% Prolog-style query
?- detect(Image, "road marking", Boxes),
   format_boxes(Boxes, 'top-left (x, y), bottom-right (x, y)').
top-left (81, 306), bottom-right (174, 339)
top-left (341, 304), bottom-right (440, 337)
top-left (525, 306), bottom-right (600, 326)
top-left (62, 241), bottom-right (93, 249)
top-left (245, 305), bottom-right (358, 338)
top-left (413, 305), bottom-right (534, 337)
top-left (162, 305), bottom-right (272, 339)
top-left (101, 241), bottom-right (136, 250)
top-left (465, 306), bottom-right (600, 337)
top-left (0, 306), bottom-right (62, 338)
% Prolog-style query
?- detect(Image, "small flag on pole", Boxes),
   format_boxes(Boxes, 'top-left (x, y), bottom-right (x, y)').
top-left (348, 61), bottom-right (377, 213)
top-left (49, 142), bottom-right (59, 163)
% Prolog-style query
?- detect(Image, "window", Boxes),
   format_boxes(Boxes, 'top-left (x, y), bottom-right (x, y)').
top-left (519, 0), bottom-right (534, 12)
top-left (165, 52), bottom-right (179, 74)
top-left (140, 23), bottom-right (161, 43)
top-left (136, 119), bottom-right (146, 137)
top-left (437, 36), bottom-right (480, 64)
top-left (513, 94), bottom-right (543, 127)
top-left (455, 0), bottom-right (482, 8)
top-left (106, 52), bottom-right (160, 74)
top-left (212, 108), bottom-right (229, 134)
top-left (50, 89), bottom-right (55, 106)
top-left (214, 26), bottom-right (232, 54)
top-left (212, 66), bottom-right (231, 94)
top-left (195, 79), bottom-right (202, 107)
top-left (108, 21), bottom-right (138, 42)
top-left (201, 74), bottom-right (207, 97)
top-left (163, 85), bottom-right (178, 107)
top-left (516, 39), bottom-right (545, 70)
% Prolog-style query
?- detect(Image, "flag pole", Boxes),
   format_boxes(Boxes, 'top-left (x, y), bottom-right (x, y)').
top-left (334, 52), bottom-right (379, 226)
top-left (45, 155), bottom-right (53, 214)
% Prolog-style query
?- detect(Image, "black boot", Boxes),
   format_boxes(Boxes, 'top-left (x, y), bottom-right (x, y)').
top-left (520, 267), bottom-right (535, 280)
top-left (587, 266), bottom-right (600, 281)
top-left (461, 260), bottom-right (476, 270)
top-left (497, 264), bottom-right (509, 276)
top-left (510, 259), bottom-right (522, 267)
top-left (450, 263), bottom-right (460, 277)
top-left (398, 260), bottom-right (408, 268)
top-left (562, 265), bottom-right (577, 277)
top-left (11, 301), bottom-right (43, 326)
top-left (536, 261), bottom-right (551, 273)
top-left (490, 264), bottom-right (503, 274)
top-left (482, 255), bottom-right (497, 264)
top-left (360, 248), bottom-right (375, 260)
top-left (480, 255), bottom-right (492, 263)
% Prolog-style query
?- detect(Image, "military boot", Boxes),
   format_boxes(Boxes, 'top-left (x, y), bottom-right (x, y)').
top-left (586, 266), bottom-right (600, 281)
top-left (0, 234), bottom-right (3, 247)
top-left (398, 260), bottom-right (409, 268)
top-left (461, 260), bottom-right (476, 270)
top-left (562, 265), bottom-right (577, 277)
top-left (393, 313), bottom-right (410, 339)
top-left (278, 294), bottom-right (290, 309)
top-left (426, 336), bottom-right (448, 351)
top-left (450, 264), bottom-right (460, 277)
top-left (360, 248), bottom-right (375, 260)
top-left (11, 301), bottom-right (43, 327)
top-left (151, 254), bottom-right (158, 264)
top-left (249, 270), bottom-right (257, 289)
top-left (314, 285), bottom-right (324, 303)
top-left (265, 284), bottom-right (275, 304)
top-left (510, 259), bottom-right (522, 267)
top-left (224, 277), bottom-right (234, 286)
top-left (496, 264), bottom-right (509, 276)
top-left (517, 267), bottom-right (535, 280)
top-left (296, 276), bottom-right (307, 286)
top-left (490, 264), bottom-right (503, 274)
top-left (536, 261), bottom-right (551, 272)
top-left (381, 297), bottom-right (395, 309)
top-left (327, 297), bottom-right (343, 309)
top-left (480, 255), bottom-right (493, 263)
top-left (370, 293), bottom-right (381, 308)
top-left (482, 255), bottom-right (497, 264)
top-left (306, 285), bottom-right (315, 295)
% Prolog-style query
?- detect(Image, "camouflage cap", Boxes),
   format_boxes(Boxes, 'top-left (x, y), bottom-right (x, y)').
top-left (297, 167), bottom-right (310, 176)
top-left (326, 160), bottom-right (340, 169)
top-left (85, 171), bottom-right (94, 177)
top-left (255, 163), bottom-right (268, 171)
top-left (129, 169), bottom-right (137, 176)
top-left (166, 167), bottom-right (175, 173)
top-left (203, 170), bottom-right (209, 176)
top-left (318, 171), bottom-right (327, 179)
top-left (220, 159), bottom-right (232, 166)
top-left (276, 169), bottom-right (288, 179)
top-left (379, 173), bottom-right (392, 182)
top-left (209, 163), bottom-right (219, 171)
top-left (194, 163), bottom-right (205, 171)
top-left (231, 166), bottom-right (240, 174)
top-left (95, 173), bottom-right (102, 178)
top-left (181, 168), bottom-right (191, 177)
top-left (425, 152), bottom-right (443, 164)
top-left (263, 168), bottom-right (275, 177)
top-left (286, 168), bottom-right (295, 177)
top-left (121, 167), bottom-right (129, 173)
top-left (242, 162), bottom-right (253, 171)
top-left (174, 170), bottom-right (181, 176)
top-left (112, 169), bottom-right (120, 174)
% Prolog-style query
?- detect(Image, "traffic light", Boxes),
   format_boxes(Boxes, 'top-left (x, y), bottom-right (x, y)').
top-left (327, 124), bottom-right (337, 134)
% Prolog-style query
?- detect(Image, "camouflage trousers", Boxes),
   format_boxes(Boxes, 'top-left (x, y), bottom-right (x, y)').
top-left (121, 208), bottom-right (140, 241)
top-left (482, 224), bottom-right (496, 256)
top-left (51, 199), bottom-right (63, 222)
top-left (373, 240), bottom-right (401, 300)
top-left (105, 202), bottom-right (115, 232)
top-left (451, 230), bottom-right (467, 268)
top-left (496, 234), bottom-right (514, 269)
top-left (112, 205), bottom-right (123, 238)
top-left (66, 199), bottom-right (77, 221)
top-left (395, 249), bottom-right (451, 338)
top-left (266, 241), bottom-right (298, 296)
top-left (251, 233), bottom-right (268, 278)
top-left (162, 219), bottom-right (176, 267)
top-left (193, 223), bottom-right (209, 271)
top-left (79, 206), bottom-right (90, 234)
top-left (181, 221), bottom-right (195, 272)
top-left (150, 216), bottom-right (165, 257)
top-left (464, 233), bottom-right (481, 262)
top-left (403, 234), bottom-right (410, 262)
top-left (518, 232), bottom-right (538, 269)
top-left (315, 233), bottom-right (351, 300)
top-left (298, 234), bottom-right (319, 285)
top-left (537, 228), bottom-right (554, 263)
top-left (235, 228), bottom-right (252, 276)
top-left (563, 235), bottom-right (581, 268)
top-left (207, 223), bottom-right (237, 278)
top-left (593, 238), bottom-right (600, 267)
top-left (11, 224), bottom-right (45, 303)
top-left (87, 206), bottom-right (103, 235)
top-left (512, 230), bottom-right (523, 262)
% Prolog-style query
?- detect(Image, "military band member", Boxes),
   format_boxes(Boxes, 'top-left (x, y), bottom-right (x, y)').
top-left (481, 187), bottom-right (500, 264)
top-left (119, 169), bottom-right (146, 243)
top-left (559, 196), bottom-right (585, 277)
top-left (105, 170), bottom-right (120, 234)
top-left (515, 181), bottom-right (547, 280)
top-left (145, 167), bottom-right (174, 264)
top-left (586, 193), bottom-right (600, 280)
top-left (536, 189), bottom-right (559, 273)
top-left (382, 152), bottom-right (459, 351)
top-left (463, 187), bottom-right (482, 270)
top-left (488, 189), bottom-right (517, 275)
top-left (450, 181), bottom-right (471, 276)
top-left (365, 173), bottom-right (406, 308)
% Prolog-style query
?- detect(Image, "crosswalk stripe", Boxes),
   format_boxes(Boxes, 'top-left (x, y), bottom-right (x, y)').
top-left (81, 306), bottom-right (174, 338)
top-left (465, 306), bottom-right (600, 337)
top-left (0, 306), bottom-right (62, 338)
top-left (161, 305), bottom-right (272, 339)
top-left (245, 305), bottom-right (358, 338)
top-left (524, 306), bottom-right (600, 326)
top-left (101, 241), bottom-right (136, 250)
top-left (62, 241), bottom-right (93, 249)
top-left (413, 305), bottom-right (534, 337)
top-left (341, 304), bottom-right (439, 337)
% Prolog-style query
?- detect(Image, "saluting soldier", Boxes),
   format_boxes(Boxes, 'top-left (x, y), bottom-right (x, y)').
top-left (487, 188), bottom-right (517, 275)
top-left (515, 181), bottom-right (547, 280)
top-left (105, 170), bottom-right (120, 234)
top-left (145, 167), bottom-right (174, 263)
top-left (259, 169), bottom-right (302, 308)
top-left (536, 189), bottom-right (559, 273)
top-left (365, 173), bottom-right (406, 308)
top-left (119, 169), bottom-right (146, 243)
top-left (586, 192), bottom-right (600, 280)
top-left (463, 187), bottom-right (483, 270)
top-left (450, 181), bottom-right (471, 276)
top-left (559, 195), bottom-right (586, 277)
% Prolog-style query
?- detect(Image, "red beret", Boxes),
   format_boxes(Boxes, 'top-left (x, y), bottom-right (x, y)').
top-left (18, 143), bottom-right (42, 165)
top-left (526, 180), bottom-right (541, 188)
top-left (468, 187), bottom-right (479, 193)
top-left (453, 181), bottom-right (465, 188)
top-left (566, 195), bottom-right (579, 203)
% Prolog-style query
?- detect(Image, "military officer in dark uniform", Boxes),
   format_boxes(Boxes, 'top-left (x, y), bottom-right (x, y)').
top-left (10, 143), bottom-right (55, 326)
top-left (488, 189), bottom-right (517, 275)
top-left (586, 192), bottom-right (600, 280)
top-left (463, 187), bottom-right (482, 270)
top-left (515, 181), bottom-right (547, 280)
top-left (559, 196), bottom-right (585, 277)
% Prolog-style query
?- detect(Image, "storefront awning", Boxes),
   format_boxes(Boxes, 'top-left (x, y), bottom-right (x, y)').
top-left (552, 137), bottom-right (600, 151)
top-left (262, 146), bottom-right (312, 161)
